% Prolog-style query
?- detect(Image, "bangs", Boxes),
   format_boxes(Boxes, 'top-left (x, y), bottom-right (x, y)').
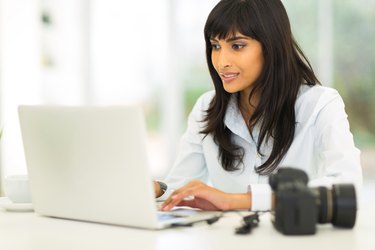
top-left (204, 0), bottom-right (257, 40)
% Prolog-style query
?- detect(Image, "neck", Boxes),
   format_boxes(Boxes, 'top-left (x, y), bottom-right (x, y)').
top-left (238, 89), bottom-right (259, 124)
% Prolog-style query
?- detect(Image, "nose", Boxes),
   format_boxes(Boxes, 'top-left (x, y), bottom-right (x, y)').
top-left (215, 49), bottom-right (232, 69)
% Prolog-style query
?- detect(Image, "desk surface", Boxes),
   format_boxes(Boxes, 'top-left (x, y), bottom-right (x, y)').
top-left (1, 204), bottom-right (375, 250)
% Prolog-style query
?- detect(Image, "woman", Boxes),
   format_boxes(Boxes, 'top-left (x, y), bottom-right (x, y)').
top-left (155, 0), bottom-right (362, 211)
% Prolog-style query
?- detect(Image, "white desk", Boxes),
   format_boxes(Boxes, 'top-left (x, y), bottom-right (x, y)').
top-left (1, 204), bottom-right (375, 250)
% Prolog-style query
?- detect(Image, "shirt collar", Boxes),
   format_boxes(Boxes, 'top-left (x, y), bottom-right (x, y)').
top-left (224, 94), bottom-right (257, 144)
top-left (223, 86), bottom-right (311, 146)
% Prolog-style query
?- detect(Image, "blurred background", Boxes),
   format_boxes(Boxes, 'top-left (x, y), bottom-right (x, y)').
top-left (0, 0), bottom-right (374, 204)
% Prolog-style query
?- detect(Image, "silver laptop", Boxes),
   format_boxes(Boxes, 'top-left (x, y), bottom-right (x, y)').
top-left (18, 105), bottom-right (220, 229)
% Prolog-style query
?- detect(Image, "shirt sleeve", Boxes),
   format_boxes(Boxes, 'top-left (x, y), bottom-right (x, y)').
top-left (249, 184), bottom-right (273, 211)
top-left (156, 93), bottom-right (211, 201)
top-left (309, 90), bottom-right (363, 201)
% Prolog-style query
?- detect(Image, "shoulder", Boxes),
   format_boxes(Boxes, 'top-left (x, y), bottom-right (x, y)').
top-left (190, 90), bottom-right (216, 115)
top-left (296, 85), bottom-right (344, 123)
top-left (297, 84), bottom-right (340, 104)
top-left (194, 90), bottom-right (215, 108)
top-left (184, 90), bottom-right (216, 130)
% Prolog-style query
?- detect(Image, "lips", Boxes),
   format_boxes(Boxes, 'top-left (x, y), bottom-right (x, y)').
top-left (219, 72), bottom-right (239, 82)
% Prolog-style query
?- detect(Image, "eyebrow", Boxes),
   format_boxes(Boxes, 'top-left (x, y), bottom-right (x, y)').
top-left (210, 36), bottom-right (251, 42)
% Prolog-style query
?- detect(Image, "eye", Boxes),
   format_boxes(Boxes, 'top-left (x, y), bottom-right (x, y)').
top-left (211, 43), bottom-right (221, 50)
top-left (232, 43), bottom-right (246, 50)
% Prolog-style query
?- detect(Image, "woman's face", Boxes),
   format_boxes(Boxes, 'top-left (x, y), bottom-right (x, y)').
top-left (210, 32), bottom-right (264, 94)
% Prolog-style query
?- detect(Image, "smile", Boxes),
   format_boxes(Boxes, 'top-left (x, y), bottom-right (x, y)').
top-left (219, 73), bottom-right (239, 82)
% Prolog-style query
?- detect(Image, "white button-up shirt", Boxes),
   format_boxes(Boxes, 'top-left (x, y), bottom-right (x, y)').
top-left (158, 85), bottom-right (363, 211)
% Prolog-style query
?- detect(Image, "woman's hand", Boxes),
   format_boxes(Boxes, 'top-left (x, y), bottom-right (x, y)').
top-left (160, 180), bottom-right (251, 211)
top-left (154, 181), bottom-right (163, 198)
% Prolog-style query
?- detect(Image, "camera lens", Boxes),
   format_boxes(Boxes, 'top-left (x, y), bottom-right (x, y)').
top-left (314, 184), bottom-right (357, 228)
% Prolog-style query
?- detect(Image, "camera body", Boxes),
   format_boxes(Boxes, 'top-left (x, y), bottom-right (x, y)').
top-left (269, 168), bottom-right (357, 235)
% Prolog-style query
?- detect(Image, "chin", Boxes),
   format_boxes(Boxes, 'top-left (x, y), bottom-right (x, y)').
top-left (223, 84), bottom-right (242, 94)
top-left (224, 89), bottom-right (239, 94)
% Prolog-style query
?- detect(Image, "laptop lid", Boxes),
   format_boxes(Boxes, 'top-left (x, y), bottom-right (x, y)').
top-left (18, 105), bottom-right (221, 229)
top-left (18, 105), bottom-right (168, 229)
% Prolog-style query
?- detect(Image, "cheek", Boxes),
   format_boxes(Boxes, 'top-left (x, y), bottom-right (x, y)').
top-left (254, 57), bottom-right (264, 74)
top-left (247, 54), bottom-right (263, 77)
top-left (239, 63), bottom-right (261, 84)
top-left (211, 53), bottom-right (219, 71)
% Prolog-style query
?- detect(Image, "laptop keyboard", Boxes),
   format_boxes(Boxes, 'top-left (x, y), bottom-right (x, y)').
top-left (157, 212), bottom-right (188, 221)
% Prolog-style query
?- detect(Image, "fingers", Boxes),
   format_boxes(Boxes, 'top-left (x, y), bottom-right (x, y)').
top-left (175, 199), bottom-right (195, 208)
top-left (161, 187), bottom-right (195, 211)
top-left (161, 180), bottom-right (204, 211)
top-left (177, 198), bottom-right (220, 211)
top-left (160, 180), bottom-right (233, 211)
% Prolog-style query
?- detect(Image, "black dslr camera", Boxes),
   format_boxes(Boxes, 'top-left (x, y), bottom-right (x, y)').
top-left (269, 168), bottom-right (357, 235)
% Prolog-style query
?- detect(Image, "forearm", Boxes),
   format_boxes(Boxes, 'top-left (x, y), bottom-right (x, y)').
top-left (227, 193), bottom-right (252, 210)
top-left (226, 192), bottom-right (275, 211)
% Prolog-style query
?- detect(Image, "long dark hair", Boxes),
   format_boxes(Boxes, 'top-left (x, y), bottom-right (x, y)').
top-left (201, 0), bottom-right (320, 175)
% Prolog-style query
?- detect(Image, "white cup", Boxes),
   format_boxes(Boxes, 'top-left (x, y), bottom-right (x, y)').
top-left (3, 175), bottom-right (32, 203)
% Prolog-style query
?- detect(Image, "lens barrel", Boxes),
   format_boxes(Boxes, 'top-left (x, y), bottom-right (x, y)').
top-left (332, 184), bottom-right (357, 228)
top-left (316, 184), bottom-right (357, 228)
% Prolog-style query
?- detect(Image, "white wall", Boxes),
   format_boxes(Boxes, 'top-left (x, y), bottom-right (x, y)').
top-left (0, 0), bottom-right (182, 179)
top-left (0, 0), bottom-right (41, 177)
